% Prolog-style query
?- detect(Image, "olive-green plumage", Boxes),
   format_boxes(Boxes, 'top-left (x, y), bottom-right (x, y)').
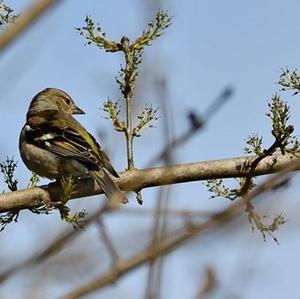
top-left (19, 88), bottom-right (127, 203)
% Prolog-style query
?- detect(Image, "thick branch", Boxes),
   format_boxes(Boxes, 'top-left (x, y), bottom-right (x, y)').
top-left (0, 154), bottom-right (297, 213)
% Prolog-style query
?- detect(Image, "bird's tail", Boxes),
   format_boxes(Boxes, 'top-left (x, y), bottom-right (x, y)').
top-left (89, 169), bottom-right (128, 204)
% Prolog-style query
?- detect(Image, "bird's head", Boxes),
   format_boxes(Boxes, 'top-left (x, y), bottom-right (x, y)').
top-left (27, 88), bottom-right (85, 117)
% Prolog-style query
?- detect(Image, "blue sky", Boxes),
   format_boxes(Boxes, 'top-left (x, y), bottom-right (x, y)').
top-left (1, 1), bottom-right (300, 298)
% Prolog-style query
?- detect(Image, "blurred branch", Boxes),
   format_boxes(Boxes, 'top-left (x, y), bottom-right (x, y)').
top-left (61, 155), bottom-right (300, 297)
top-left (147, 86), bottom-right (234, 165)
top-left (0, 201), bottom-right (112, 283)
top-left (0, 205), bottom-right (212, 285)
top-left (119, 207), bottom-right (213, 218)
top-left (194, 267), bottom-right (217, 299)
top-left (146, 186), bottom-right (170, 299)
top-left (96, 218), bottom-right (120, 264)
top-left (0, 0), bottom-right (63, 52)
top-left (0, 153), bottom-right (298, 213)
top-left (145, 78), bottom-right (174, 299)
top-left (61, 198), bottom-right (245, 299)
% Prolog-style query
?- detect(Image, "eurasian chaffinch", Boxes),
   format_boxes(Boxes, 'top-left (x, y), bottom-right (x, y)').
top-left (19, 88), bottom-right (127, 203)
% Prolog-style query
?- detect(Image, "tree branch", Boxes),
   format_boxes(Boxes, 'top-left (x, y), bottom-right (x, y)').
top-left (62, 199), bottom-right (244, 299)
top-left (61, 153), bottom-right (300, 298)
top-left (0, 153), bottom-right (298, 213)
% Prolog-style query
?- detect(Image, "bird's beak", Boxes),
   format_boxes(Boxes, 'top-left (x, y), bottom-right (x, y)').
top-left (72, 105), bottom-right (85, 115)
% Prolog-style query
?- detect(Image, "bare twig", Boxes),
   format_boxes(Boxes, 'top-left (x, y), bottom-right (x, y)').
top-left (96, 218), bottom-right (120, 264)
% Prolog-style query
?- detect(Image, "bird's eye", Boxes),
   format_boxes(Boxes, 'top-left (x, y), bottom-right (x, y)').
top-left (63, 98), bottom-right (71, 105)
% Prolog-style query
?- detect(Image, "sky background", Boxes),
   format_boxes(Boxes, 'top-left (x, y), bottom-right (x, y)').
top-left (1, 0), bottom-right (300, 298)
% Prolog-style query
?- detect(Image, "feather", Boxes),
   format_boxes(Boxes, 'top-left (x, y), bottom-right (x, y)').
top-left (89, 169), bottom-right (128, 203)
top-left (27, 109), bottom-right (119, 175)
top-left (25, 109), bottom-right (127, 202)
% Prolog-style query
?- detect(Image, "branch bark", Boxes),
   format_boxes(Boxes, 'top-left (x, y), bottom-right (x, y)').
top-left (0, 154), bottom-right (297, 213)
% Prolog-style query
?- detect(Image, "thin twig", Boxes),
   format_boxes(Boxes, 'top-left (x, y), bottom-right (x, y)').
top-left (96, 218), bottom-right (120, 264)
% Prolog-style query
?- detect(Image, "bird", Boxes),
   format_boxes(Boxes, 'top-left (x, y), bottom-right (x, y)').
top-left (19, 88), bottom-right (128, 203)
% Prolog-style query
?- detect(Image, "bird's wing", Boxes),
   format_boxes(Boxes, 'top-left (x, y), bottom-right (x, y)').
top-left (26, 110), bottom-right (119, 177)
